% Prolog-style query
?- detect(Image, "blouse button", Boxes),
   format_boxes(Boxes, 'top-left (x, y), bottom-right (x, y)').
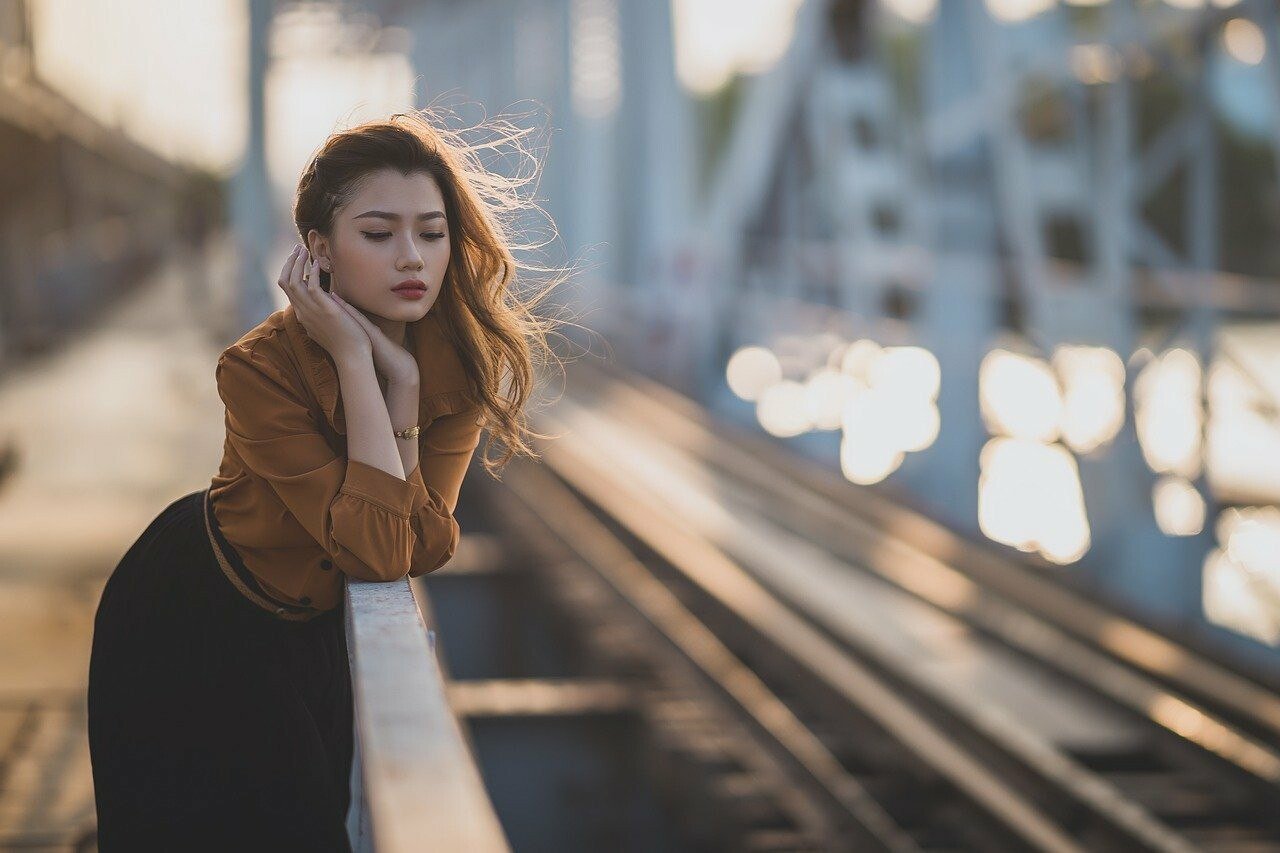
top-left (300, 596), bottom-right (312, 607)
top-left (319, 559), bottom-right (333, 571)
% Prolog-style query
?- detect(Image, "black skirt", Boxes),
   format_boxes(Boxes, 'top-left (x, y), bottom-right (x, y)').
top-left (87, 488), bottom-right (354, 853)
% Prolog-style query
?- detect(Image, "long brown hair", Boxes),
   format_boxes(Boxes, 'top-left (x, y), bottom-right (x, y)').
top-left (293, 107), bottom-right (577, 475)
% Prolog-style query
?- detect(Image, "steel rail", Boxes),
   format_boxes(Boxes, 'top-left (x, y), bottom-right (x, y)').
top-left (575, 362), bottom-right (1280, 773)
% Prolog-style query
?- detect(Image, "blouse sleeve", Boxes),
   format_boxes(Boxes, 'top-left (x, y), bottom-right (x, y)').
top-left (216, 344), bottom-right (425, 583)
top-left (405, 396), bottom-right (484, 578)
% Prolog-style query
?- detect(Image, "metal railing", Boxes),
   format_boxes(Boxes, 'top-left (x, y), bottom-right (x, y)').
top-left (344, 577), bottom-right (509, 853)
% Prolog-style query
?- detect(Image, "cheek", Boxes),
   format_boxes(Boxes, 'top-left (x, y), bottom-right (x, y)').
top-left (435, 242), bottom-right (451, 270)
top-left (337, 241), bottom-right (382, 277)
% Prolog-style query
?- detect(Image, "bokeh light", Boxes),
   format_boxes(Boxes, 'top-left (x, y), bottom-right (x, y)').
top-left (1203, 548), bottom-right (1280, 646)
top-left (980, 349), bottom-right (1063, 443)
top-left (871, 346), bottom-right (941, 403)
top-left (1222, 18), bottom-right (1266, 66)
top-left (979, 437), bottom-right (1091, 564)
top-left (1053, 345), bottom-right (1126, 454)
top-left (804, 368), bottom-right (861, 431)
top-left (1135, 348), bottom-right (1204, 479)
top-left (841, 408), bottom-right (906, 485)
top-left (1153, 475), bottom-right (1206, 537)
top-left (727, 346), bottom-right (783, 402)
top-left (881, 0), bottom-right (938, 24)
top-left (1071, 44), bottom-right (1122, 86)
top-left (1203, 507), bottom-right (1280, 644)
top-left (571, 0), bottom-right (622, 117)
top-left (672, 0), bottom-right (805, 94)
top-left (840, 339), bottom-right (885, 381)
top-left (757, 379), bottom-right (813, 437)
top-left (984, 0), bottom-right (1056, 24)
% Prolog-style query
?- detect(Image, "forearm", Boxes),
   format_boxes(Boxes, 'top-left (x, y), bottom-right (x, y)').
top-left (385, 377), bottom-right (421, 478)
top-left (337, 354), bottom-right (405, 480)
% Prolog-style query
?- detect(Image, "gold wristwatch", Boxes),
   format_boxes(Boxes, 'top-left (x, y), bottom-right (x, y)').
top-left (393, 425), bottom-right (421, 439)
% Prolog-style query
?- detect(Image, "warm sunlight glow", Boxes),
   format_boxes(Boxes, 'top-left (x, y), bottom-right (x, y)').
top-left (29, 0), bottom-right (247, 170)
top-left (266, 6), bottom-right (415, 205)
top-left (672, 0), bottom-right (805, 94)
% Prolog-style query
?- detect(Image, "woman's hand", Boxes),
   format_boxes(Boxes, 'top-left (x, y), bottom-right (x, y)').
top-left (277, 245), bottom-right (371, 363)
top-left (331, 293), bottom-right (420, 388)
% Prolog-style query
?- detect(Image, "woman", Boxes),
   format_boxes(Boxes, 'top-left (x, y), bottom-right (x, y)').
top-left (87, 110), bottom-right (563, 852)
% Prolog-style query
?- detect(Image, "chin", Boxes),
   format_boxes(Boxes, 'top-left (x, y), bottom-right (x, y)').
top-left (370, 296), bottom-right (436, 321)
top-left (417, 294), bottom-right (441, 317)
top-left (405, 298), bottom-right (437, 320)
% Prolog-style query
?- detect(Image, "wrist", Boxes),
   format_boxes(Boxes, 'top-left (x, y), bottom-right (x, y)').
top-left (385, 369), bottom-right (420, 391)
top-left (335, 351), bottom-right (376, 381)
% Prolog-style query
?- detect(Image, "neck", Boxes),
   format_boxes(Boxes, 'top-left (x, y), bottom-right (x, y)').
top-left (363, 310), bottom-right (408, 349)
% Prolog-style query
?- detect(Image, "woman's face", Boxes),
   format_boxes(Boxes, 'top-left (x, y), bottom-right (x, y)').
top-left (310, 168), bottom-right (451, 321)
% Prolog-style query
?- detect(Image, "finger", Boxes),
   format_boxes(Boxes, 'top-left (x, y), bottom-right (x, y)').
top-left (282, 246), bottom-right (306, 296)
top-left (295, 260), bottom-right (324, 312)
top-left (278, 245), bottom-right (302, 289)
top-left (331, 294), bottom-right (364, 325)
top-left (334, 296), bottom-right (376, 333)
top-left (293, 253), bottom-right (313, 292)
top-left (302, 257), bottom-right (319, 291)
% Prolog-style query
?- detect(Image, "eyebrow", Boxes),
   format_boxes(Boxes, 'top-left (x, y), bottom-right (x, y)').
top-left (353, 210), bottom-right (446, 222)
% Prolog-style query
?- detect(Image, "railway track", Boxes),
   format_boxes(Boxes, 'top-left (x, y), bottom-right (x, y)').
top-left (481, 363), bottom-right (1280, 851)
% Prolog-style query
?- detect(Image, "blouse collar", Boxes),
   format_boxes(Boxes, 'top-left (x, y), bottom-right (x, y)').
top-left (281, 304), bottom-right (444, 436)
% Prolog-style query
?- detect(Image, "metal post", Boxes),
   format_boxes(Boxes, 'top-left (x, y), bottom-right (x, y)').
top-left (230, 0), bottom-right (276, 336)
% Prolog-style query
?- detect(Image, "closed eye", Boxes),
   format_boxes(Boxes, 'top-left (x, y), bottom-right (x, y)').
top-left (362, 231), bottom-right (445, 241)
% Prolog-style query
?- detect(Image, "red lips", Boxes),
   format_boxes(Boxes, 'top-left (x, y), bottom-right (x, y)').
top-left (392, 279), bottom-right (427, 292)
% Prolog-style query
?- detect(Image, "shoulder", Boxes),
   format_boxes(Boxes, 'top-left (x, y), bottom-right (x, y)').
top-left (222, 308), bottom-right (291, 359)
top-left (216, 309), bottom-right (307, 399)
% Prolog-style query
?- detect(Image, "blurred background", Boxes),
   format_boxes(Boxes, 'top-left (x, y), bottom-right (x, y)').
top-left (1, 0), bottom-right (1279, 849)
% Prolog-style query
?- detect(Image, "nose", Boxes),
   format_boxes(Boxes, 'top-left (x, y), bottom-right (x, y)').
top-left (397, 241), bottom-right (424, 273)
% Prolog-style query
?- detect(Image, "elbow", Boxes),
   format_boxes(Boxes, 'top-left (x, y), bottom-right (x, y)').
top-left (330, 542), bottom-right (414, 584)
top-left (409, 517), bottom-right (461, 578)
top-left (370, 562), bottom-right (413, 583)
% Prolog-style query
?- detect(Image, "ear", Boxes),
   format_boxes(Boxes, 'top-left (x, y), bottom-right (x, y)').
top-left (306, 229), bottom-right (333, 271)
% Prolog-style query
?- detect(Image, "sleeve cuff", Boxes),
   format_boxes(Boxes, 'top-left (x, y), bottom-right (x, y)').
top-left (340, 459), bottom-right (419, 518)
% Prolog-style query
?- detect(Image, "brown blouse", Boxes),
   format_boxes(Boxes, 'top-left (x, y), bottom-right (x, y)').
top-left (207, 304), bottom-right (483, 618)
